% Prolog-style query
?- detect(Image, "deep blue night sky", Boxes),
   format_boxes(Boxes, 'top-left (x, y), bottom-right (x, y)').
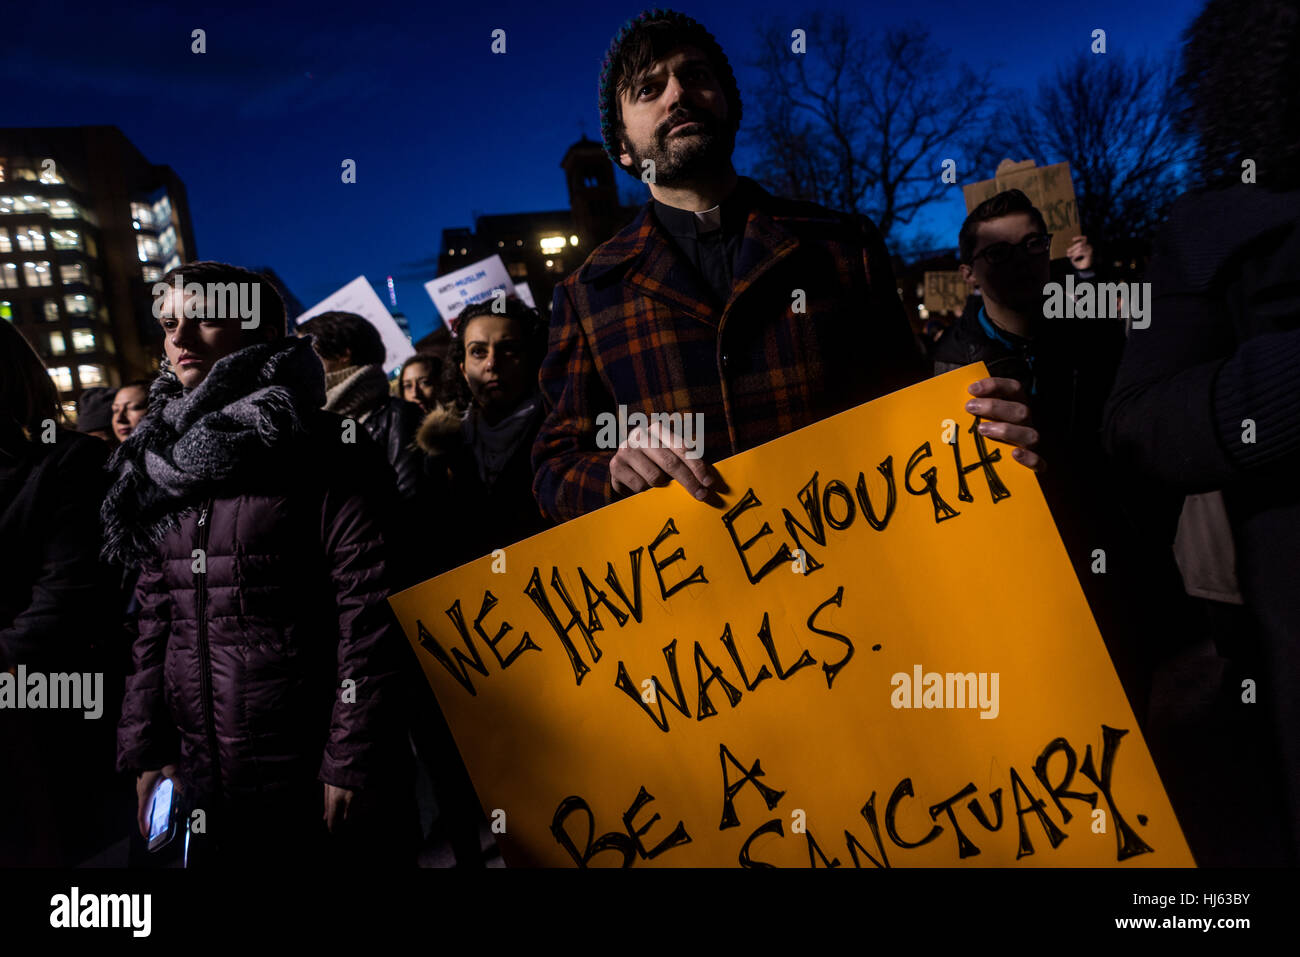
top-left (6, 0), bottom-right (1203, 342)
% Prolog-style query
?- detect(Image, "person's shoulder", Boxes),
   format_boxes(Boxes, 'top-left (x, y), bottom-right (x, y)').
top-left (45, 429), bottom-right (110, 472)
top-left (748, 179), bottom-right (884, 245)
top-left (931, 310), bottom-right (991, 366)
top-left (571, 204), bottom-right (654, 287)
top-left (1161, 184), bottom-right (1300, 287)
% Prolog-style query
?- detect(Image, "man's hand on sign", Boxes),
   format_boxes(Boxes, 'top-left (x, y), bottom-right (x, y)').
top-left (1067, 235), bottom-right (1093, 271)
top-left (965, 377), bottom-right (1045, 473)
top-left (610, 419), bottom-right (723, 503)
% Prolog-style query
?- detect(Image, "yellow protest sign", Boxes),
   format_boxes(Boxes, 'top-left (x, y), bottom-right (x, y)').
top-left (963, 159), bottom-right (1080, 260)
top-left (389, 366), bottom-right (1194, 868)
top-left (923, 271), bottom-right (968, 316)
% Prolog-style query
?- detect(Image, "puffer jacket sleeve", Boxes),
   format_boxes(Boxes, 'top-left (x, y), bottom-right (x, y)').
top-left (116, 556), bottom-right (180, 772)
top-left (317, 455), bottom-right (409, 791)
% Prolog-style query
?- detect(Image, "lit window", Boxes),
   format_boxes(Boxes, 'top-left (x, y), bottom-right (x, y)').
top-left (60, 262), bottom-right (86, 284)
top-left (539, 235), bottom-right (567, 254)
top-left (0, 301), bottom-right (11, 321)
top-left (131, 202), bottom-right (154, 228)
top-left (50, 200), bottom-right (76, 220)
top-left (16, 227), bottom-right (45, 251)
top-left (162, 254), bottom-right (180, 272)
top-left (49, 331), bottom-right (66, 355)
top-left (43, 299), bottom-right (59, 321)
top-left (48, 366), bottom-right (73, 392)
top-left (38, 162), bottom-right (64, 185)
top-left (14, 169), bottom-right (37, 182)
top-left (71, 328), bottom-right (96, 352)
top-left (142, 264), bottom-right (163, 282)
top-left (1, 263), bottom-right (18, 288)
top-left (64, 295), bottom-right (92, 315)
top-left (84, 233), bottom-right (97, 258)
top-left (23, 261), bottom-right (52, 287)
top-left (0, 228), bottom-right (8, 252)
top-left (60, 400), bottom-right (76, 420)
top-left (136, 235), bottom-right (160, 262)
top-left (0, 196), bottom-right (15, 212)
top-left (50, 229), bottom-right (81, 250)
top-left (77, 364), bottom-right (106, 387)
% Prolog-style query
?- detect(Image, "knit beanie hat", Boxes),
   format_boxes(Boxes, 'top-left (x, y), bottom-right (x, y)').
top-left (597, 9), bottom-right (742, 169)
top-left (76, 386), bottom-right (115, 433)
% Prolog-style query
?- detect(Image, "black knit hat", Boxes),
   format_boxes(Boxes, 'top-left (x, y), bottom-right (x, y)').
top-left (75, 386), bottom-right (115, 433)
top-left (598, 9), bottom-right (742, 170)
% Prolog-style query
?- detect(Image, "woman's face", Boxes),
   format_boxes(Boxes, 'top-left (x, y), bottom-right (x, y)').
top-left (401, 360), bottom-right (437, 409)
top-left (459, 316), bottom-right (530, 416)
top-left (158, 287), bottom-right (246, 389)
top-left (111, 384), bottom-right (149, 442)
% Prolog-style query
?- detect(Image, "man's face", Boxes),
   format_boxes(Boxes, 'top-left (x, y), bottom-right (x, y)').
top-left (158, 287), bottom-right (246, 390)
top-left (617, 46), bottom-right (733, 186)
top-left (960, 213), bottom-right (1051, 314)
top-left (460, 315), bottom-right (530, 417)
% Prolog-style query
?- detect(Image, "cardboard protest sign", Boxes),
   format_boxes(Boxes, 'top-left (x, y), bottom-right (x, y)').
top-left (923, 271), bottom-right (968, 316)
top-left (389, 366), bottom-right (1193, 868)
top-left (425, 254), bottom-right (515, 323)
top-left (963, 160), bottom-right (1080, 260)
top-left (296, 275), bottom-right (414, 375)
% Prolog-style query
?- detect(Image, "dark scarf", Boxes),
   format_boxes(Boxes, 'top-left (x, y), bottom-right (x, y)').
top-left (101, 337), bottom-right (325, 565)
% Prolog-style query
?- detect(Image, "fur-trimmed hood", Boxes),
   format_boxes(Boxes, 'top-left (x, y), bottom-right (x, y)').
top-left (414, 402), bottom-right (465, 458)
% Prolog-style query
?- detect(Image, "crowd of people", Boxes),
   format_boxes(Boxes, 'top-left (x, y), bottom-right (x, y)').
top-left (1, 0), bottom-right (1297, 868)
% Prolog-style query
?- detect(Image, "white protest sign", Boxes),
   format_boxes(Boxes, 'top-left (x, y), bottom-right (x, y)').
top-left (296, 275), bottom-right (414, 375)
top-left (515, 281), bottom-right (535, 309)
top-left (425, 254), bottom-right (515, 323)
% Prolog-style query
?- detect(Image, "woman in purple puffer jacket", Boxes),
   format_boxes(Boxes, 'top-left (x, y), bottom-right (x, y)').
top-left (104, 261), bottom-right (416, 867)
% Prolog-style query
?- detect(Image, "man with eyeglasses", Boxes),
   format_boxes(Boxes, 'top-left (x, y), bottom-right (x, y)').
top-left (934, 188), bottom-right (1192, 723)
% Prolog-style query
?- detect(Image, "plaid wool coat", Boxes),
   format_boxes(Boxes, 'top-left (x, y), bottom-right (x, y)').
top-left (532, 177), bottom-right (929, 523)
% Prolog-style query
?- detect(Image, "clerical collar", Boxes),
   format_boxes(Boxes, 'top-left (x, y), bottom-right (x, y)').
top-left (652, 181), bottom-right (747, 238)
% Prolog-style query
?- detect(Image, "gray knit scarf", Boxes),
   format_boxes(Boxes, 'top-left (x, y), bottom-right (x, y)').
top-left (100, 337), bottom-right (325, 565)
top-left (323, 364), bottom-right (391, 422)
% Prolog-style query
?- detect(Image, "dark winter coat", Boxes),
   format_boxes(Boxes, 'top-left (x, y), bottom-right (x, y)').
top-left (416, 400), bottom-right (551, 574)
top-left (1103, 184), bottom-right (1300, 861)
top-left (109, 342), bottom-right (413, 832)
top-left (533, 175), bottom-right (928, 523)
top-left (115, 410), bottom-right (411, 807)
top-left (0, 424), bottom-right (123, 866)
top-left (361, 395), bottom-right (427, 504)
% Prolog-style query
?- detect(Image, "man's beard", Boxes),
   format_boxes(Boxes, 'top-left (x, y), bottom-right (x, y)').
top-left (625, 109), bottom-right (734, 185)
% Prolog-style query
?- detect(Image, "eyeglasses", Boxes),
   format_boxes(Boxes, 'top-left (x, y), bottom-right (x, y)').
top-left (969, 233), bottom-right (1052, 265)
